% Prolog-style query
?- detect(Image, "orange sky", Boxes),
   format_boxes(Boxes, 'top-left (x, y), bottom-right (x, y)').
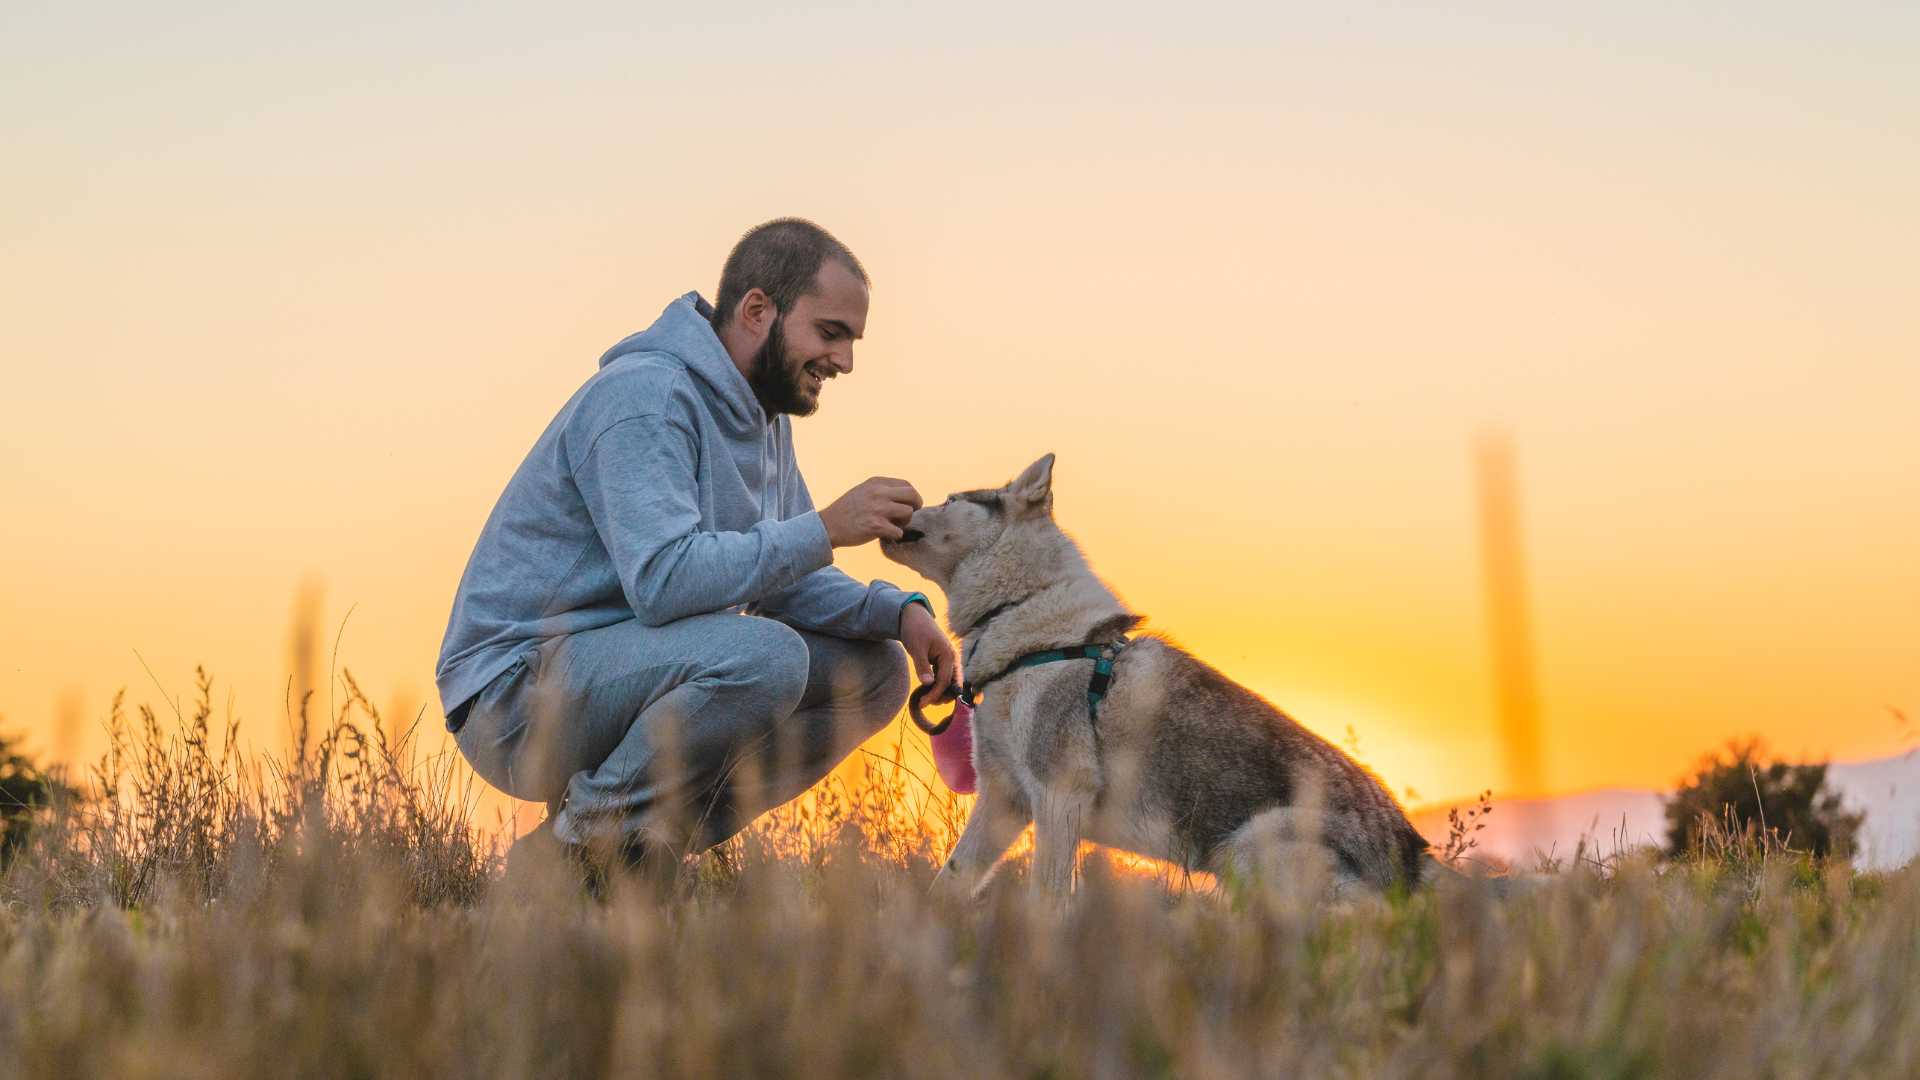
top-left (3, 4), bottom-right (1916, 811)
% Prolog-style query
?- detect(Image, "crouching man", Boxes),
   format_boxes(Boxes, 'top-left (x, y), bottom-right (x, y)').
top-left (435, 218), bottom-right (958, 888)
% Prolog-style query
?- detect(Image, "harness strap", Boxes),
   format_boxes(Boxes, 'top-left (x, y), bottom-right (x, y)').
top-left (964, 637), bottom-right (1132, 723)
top-left (912, 615), bottom-right (1144, 737)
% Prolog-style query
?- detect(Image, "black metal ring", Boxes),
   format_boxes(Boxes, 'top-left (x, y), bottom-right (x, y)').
top-left (908, 681), bottom-right (953, 736)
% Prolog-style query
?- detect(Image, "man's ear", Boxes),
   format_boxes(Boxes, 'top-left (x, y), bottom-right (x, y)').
top-left (736, 287), bottom-right (775, 341)
top-left (1010, 453), bottom-right (1055, 511)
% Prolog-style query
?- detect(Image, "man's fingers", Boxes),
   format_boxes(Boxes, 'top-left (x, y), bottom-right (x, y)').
top-left (928, 643), bottom-right (957, 702)
top-left (870, 478), bottom-right (922, 509)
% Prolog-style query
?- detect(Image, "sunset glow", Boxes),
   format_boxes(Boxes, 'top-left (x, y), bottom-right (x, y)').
top-left (4, 4), bottom-right (1916, 816)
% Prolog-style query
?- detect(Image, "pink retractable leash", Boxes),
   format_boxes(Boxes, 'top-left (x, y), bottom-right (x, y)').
top-left (908, 682), bottom-right (977, 794)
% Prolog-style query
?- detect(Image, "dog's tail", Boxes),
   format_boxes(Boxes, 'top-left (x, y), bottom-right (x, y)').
top-left (1415, 847), bottom-right (1543, 898)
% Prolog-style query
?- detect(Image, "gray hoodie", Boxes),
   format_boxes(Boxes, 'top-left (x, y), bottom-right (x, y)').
top-left (435, 291), bottom-right (915, 720)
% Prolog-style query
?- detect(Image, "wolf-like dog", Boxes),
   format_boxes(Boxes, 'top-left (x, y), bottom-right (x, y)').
top-left (879, 453), bottom-right (1440, 901)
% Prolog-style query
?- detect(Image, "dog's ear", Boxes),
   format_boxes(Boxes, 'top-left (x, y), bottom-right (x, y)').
top-left (1010, 452), bottom-right (1055, 512)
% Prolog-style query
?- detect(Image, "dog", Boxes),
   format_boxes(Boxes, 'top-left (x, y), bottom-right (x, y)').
top-left (879, 453), bottom-right (1441, 901)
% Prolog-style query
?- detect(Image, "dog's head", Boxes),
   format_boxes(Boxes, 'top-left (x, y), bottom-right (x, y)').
top-left (878, 452), bottom-right (1057, 591)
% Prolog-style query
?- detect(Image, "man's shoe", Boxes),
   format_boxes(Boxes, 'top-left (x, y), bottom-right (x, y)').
top-left (563, 826), bottom-right (684, 902)
top-left (613, 834), bottom-right (684, 901)
top-left (511, 816), bottom-right (686, 902)
top-left (504, 818), bottom-right (605, 897)
top-left (505, 817), bottom-right (563, 873)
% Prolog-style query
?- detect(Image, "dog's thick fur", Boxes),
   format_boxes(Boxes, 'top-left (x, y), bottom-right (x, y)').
top-left (880, 453), bottom-right (1439, 901)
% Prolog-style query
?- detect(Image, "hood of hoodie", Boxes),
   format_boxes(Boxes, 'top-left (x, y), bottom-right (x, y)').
top-left (597, 291), bottom-right (768, 434)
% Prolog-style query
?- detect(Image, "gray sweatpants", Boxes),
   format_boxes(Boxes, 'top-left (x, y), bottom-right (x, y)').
top-left (453, 611), bottom-right (912, 851)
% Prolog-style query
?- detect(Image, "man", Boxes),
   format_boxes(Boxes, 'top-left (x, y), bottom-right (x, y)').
top-left (436, 218), bottom-right (959, 882)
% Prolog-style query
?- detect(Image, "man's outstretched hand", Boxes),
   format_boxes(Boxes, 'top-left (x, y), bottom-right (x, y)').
top-left (899, 602), bottom-right (959, 705)
top-left (820, 477), bottom-right (922, 547)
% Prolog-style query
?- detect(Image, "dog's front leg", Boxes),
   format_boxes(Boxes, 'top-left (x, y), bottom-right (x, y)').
top-left (1032, 787), bottom-right (1092, 902)
top-left (1019, 686), bottom-right (1101, 904)
top-left (932, 780), bottom-right (1030, 903)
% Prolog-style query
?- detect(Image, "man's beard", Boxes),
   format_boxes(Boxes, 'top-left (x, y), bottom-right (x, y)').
top-left (746, 315), bottom-right (818, 418)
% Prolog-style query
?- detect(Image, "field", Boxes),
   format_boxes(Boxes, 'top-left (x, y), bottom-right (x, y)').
top-left (2, 672), bottom-right (1916, 1079)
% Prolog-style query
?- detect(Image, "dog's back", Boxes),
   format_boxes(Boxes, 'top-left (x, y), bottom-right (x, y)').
top-left (1096, 635), bottom-right (1433, 891)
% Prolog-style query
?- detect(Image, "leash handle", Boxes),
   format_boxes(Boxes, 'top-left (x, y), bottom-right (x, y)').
top-left (909, 681), bottom-right (959, 736)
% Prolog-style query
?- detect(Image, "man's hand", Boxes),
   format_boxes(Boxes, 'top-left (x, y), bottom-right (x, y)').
top-left (899, 602), bottom-right (959, 705)
top-left (820, 477), bottom-right (922, 548)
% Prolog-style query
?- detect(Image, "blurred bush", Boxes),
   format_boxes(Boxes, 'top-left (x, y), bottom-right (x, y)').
top-left (0, 730), bottom-right (68, 868)
top-left (1665, 737), bottom-right (1863, 861)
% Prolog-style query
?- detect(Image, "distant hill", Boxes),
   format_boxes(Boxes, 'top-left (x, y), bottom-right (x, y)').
top-left (1409, 751), bottom-right (1920, 871)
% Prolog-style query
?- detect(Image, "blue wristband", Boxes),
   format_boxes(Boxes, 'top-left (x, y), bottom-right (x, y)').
top-left (899, 592), bottom-right (935, 635)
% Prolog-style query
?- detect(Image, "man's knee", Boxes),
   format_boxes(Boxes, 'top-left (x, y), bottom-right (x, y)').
top-left (724, 616), bottom-right (811, 717)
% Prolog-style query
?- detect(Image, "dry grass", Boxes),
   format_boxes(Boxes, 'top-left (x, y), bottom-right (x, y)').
top-left (2, 669), bottom-right (1916, 1078)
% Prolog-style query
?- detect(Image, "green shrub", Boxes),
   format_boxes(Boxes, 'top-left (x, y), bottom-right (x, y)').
top-left (1664, 737), bottom-right (1863, 861)
top-left (0, 730), bottom-right (67, 868)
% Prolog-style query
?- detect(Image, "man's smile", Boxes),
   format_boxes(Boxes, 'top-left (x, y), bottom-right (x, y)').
top-left (804, 364), bottom-right (834, 394)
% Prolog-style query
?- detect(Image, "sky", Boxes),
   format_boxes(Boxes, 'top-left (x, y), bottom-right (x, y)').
top-left (3, 2), bottom-right (1916, 814)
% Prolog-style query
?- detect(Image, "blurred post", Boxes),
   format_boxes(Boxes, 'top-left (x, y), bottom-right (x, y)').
top-left (53, 688), bottom-right (83, 774)
top-left (1474, 429), bottom-right (1547, 816)
top-left (285, 578), bottom-right (325, 764)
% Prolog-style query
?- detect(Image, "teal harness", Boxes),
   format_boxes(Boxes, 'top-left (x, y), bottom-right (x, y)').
top-left (961, 640), bottom-right (1129, 720)
top-left (908, 619), bottom-right (1134, 737)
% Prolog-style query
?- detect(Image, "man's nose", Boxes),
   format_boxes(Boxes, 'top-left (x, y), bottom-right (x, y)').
top-left (833, 346), bottom-right (854, 375)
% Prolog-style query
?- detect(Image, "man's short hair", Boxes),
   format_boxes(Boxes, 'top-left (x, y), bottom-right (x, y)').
top-left (710, 218), bottom-right (869, 332)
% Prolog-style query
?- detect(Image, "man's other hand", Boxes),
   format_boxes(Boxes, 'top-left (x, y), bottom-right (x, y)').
top-left (820, 477), bottom-right (922, 547)
top-left (899, 602), bottom-right (958, 704)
